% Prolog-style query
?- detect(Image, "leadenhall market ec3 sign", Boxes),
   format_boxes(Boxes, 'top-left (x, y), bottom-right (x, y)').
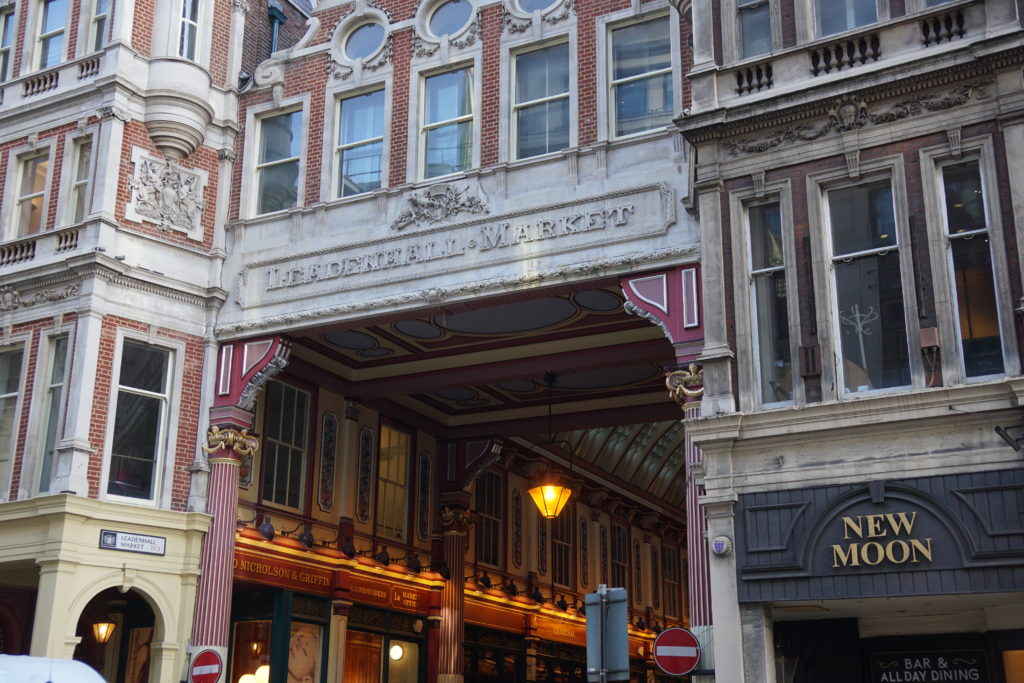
top-left (732, 470), bottom-right (1024, 602)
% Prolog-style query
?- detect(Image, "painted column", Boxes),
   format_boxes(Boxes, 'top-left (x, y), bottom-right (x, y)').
top-left (188, 337), bottom-right (290, 667)
top-left (437, 506), bottom-right (473, 683)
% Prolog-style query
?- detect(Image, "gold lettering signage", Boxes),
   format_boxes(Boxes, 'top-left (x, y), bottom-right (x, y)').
top-left (233, 551), bottom-right (333, 595)
top-left (347, 576), bottom-right (430, 613)
top-left (831, 511), bottom-right (934, 569)
top-left (534, 616), bottom-right (584, 645)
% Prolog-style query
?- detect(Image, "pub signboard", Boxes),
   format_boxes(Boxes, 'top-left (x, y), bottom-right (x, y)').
top-left (868, 650), bottom-right (989, 682)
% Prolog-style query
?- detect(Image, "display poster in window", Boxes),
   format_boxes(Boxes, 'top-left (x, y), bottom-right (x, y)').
top-left (124, 626), bottom-right (153, 683)
top-left (288, 623), bottom-right (322, 683)
top-left (868, 650), bottom-right (989, 682)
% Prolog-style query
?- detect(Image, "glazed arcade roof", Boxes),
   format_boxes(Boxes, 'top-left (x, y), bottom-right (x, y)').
top-left (284, 279), bottom-right (692, 516)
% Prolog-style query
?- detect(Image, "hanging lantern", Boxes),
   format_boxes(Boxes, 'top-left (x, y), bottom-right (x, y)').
top-left (92, 621), bottom-right (116, 643)
top-left (528, 472), bottom-right (572, 519)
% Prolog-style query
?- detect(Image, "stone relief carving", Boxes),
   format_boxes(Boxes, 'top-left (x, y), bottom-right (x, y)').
top-left (451, 15), bottom-right (482, 49)
top-left (724, 80), bottom-right (991, 157)
top-left (412, 34), bottom-right (440, 58)
top-left (0, 283), bottom-right (80, 312)
top-left (543, 0), bottom-right (574, 25)
top-left (327, 36), bottom-right (393, 80)
top-left (126, 152), bottom-right (207, 236)
top-left (390, 184), bottom-right (489, 231)
top-left (502, 7), bottom-right (532, 33)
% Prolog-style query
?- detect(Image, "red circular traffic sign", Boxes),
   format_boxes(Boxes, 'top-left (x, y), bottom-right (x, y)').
top-left (653, 627), bottom-right (701, 676)
top-left (190, 649), bottom-right (223, 683)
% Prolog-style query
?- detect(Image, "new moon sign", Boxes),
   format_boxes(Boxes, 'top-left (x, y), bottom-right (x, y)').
top-left (653, 628), bottom-right (701, 676)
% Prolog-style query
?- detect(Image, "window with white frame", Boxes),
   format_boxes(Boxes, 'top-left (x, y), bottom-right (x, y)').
top-left (256, 110), bottom-right (302, 214)
top-left (15, 151), bottom-right (51, 237)
top-left (514, 42), bottom-right (570, 159)
top-left (336, 90), bottom-right (384, 197)
top-left (662, 545), bottom-right (680, 618)
top-left (737, 0), bottom-right (771, 59)
top-left (827, 180), bottom-right (911, 394)
top-left (108, 341), bottom-right (171, 500)
top-left (609, 16), bottom-right (673, 137)
top-left (748, 201), bottom-right (793, 404)
top-left (376, 424), bottom-right (410, 541)
top-left (475, 469), bottom-right (502, 566)
top-left (89, 0), bottom-right (109, 52)
top-left (938, 159), bottom-right (1005, 378)
top-left (611, 523), bottom-right (627, 588)
top-left (70, 138), bottom-right (93, 223)
top-left (422, 68), bottom-right (473, 179)
top-left (37, 335), bottom-right (68, 494)
top-left (815, 0), bottom-right (876, 37)
top-left (0, 347), bottom-right (25, 483)
top-left (552, 506), bottom-right (573, 586)
top-left (261, 380), bottom-right (309, 509)
top-left (179, 0), bottom-right (200, 60)
top-left (36, 0), bottom-right (68, 69)
top-left (0, 9), bottom-right (14, 82)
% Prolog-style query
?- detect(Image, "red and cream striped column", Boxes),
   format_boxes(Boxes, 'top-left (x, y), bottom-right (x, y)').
top-left (437, 507), bottom-right (473, 683)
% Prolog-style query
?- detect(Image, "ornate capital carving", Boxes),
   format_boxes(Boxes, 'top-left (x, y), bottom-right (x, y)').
top-left (232, 0), bottom-right (251, 14)
top-left (439, 505), bottom-right (475, 531)
top-left (202, 425), bottom-right (259, 458)
top-left (98, 105), bottom-right (130, 122)
top-left (666, 364), bottom-right (704, 407)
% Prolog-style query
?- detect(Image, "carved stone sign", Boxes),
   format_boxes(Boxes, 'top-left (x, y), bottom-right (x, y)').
top-left (240, 184), bottom-right (674, 309)
top-left (126, 148), bottom-right (207, 239)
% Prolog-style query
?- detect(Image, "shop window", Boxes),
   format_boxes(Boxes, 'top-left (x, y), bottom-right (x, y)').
top-left (231, 620), bottom-right (271, 682)
top-left (0, 346), bottom-right (25, 483)
top-left (476, 469), bottom-right (503, 567)
top-left (748, 201), bottom-right (793, 404)
top-left (513, 42), bottom-right (570, 159)
top-left (336, 89), bottom-right (384, 197)
top-left (376, 424), bottom-right (410, 541)
top-left (939, 159), bottom-right (1005, 379)
top-left (737, 0), bottom-right (771, 59)
top-left (609, 16), bottom-right (673, 137)
top-left (422, 67), bottom-right (473, 179)
top-left (827, 180), bottom-right (910, 394)
top-left (344, 628), bottom-right (419, 683)
top-left (0, 9), bottom-right (14, 82)
top-left (70, 138), bottom-right (93, 223)
top-left (14, 151), bottom-right (50, 237)
top-left (662, 545), bottom-right (680, 618)
top-left (610, 523), bottom-right (627, 588)
top-left (179, 0), bottom-right (200, 60)
top-left (35, 0), bottom-right (67, 69)
top-left (36, 335), bottom-right (68, 494)
top-left (815, 0), bottom-right (876, 36)
top-left (89, 0), bottom-right (109, 52)
top-left (107, 341), bottom-right (172, 501)
top-left (256, 109), bottom-right (302, 214)
top-left (261, 380), bottom-right (309, 510)
top-left (552, 505), bottom-right (573, 587)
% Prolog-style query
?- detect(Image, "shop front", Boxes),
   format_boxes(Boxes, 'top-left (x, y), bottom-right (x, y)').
top-left (731, 468), bottom-right (1024, 683)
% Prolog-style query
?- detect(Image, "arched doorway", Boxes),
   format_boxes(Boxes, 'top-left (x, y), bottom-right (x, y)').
top-left (75, 587), bottom-right (156, 683)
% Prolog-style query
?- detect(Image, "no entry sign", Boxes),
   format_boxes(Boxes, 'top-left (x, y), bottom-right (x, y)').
top-left (653, 627), bottom-right (701, 676)
top-left (190, 649), bottom-right (223, 683)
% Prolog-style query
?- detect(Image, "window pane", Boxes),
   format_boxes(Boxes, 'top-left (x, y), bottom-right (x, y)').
top-left (951, 235), bottom-right (1003, 377)
top-left (749, 203), bottom-right (783, 270)
top-left (42, 0), bottom-right (67, 34)
top-left (612, 19), bottom-right (671, 80)
top-left (429, 0), bottom-right (471, 37)
top-left (817, 0), bottom-right (876, 36)
top-left (76, 140), bottom-right (93, 181)
top-left (120, 341), bottom-right (168, 392)
top-left (340, 91), bottom-right (384, 145)
top-left (257, 161), bottom-right (299, 213)
top-left (829, 181), bottom-right (896, 255)
top-left (519, 0), bottom-right (555, 11)
top-left (942, 161), bottom-right (986, 234)
top-left (345, 23), bottom-right (385, 59)
top-left (0, 348), bottom-right (24, 396)
top-left (516, 99), bottom-right (569, 159)
top-left (376, 426), bottom-right (409, 540)
top-left (39, 336), bottom-right (68, 494)
top-left (426, 69), bottom-right (472, 125)
top-left (738, 2), bottom-right (771, 59)
top-left (339, 141), bottom-right (383, 196)
top-left (261, 381), bottom-right (309, 508)
top-left (21, 154), bottom-right (48, 196)
top-left (516, 44), bottom-right (569, 104)
top-left (0, 349), bottom-right (24, 464)
top-left (109, 392), bottom-right (161, 499)
top-left (835, 251), bottom-right (910, 392)
top-left (753, 271), bottom-right (791, 402)
top-left (182, 0), bottom-right (200, 21)
top-left (425, 121), bottom-right (472, 178)
top-left (261, 112), bottom-right (302, 162)
top-left (614, 73), bottom-right (673, 136)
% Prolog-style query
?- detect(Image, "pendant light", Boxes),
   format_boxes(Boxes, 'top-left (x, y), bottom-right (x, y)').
top-left (528, 371), bottom-right (573, 519)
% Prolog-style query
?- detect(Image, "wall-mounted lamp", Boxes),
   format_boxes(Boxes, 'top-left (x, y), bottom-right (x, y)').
top-left (339, 535), bottom-right (357, 559)
top-left (503, 579), bottom-right (519, 597)
top-left (477, 571), bottom-right (493, 589)
top-left (555, 595), bottom-right (569, 611)
top-left (374, 545), bottom-right (391, 566)
top-left (389, 644), bottom-right (405, 661)
top-left (92, 621), bottom-right (116, 644)
top-left (404, 553), bottom-right (422, 573)
top-left (297, 523), bottom-right (315, 548)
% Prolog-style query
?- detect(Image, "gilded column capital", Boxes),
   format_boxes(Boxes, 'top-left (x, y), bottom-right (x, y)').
top-left (666, 363), bottom-right (704, 408)
top-left (439, 505), bottom-right (475, 533)
top-left (202, 425), bottom-right (259, 462)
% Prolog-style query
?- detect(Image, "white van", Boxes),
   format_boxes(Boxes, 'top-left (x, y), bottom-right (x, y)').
top-left (0, 655), bottom-right (107, 683)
